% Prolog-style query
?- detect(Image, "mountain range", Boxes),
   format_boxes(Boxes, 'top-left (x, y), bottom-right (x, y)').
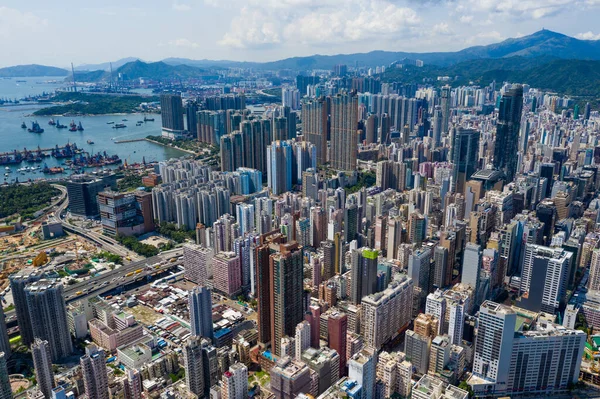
top-left (1, 29), bottom-right (600, 101)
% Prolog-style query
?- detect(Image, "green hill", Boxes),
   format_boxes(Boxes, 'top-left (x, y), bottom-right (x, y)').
top-left (382, 57), bottom-right (600, 100)
top-left (0, 64), bottom-right (68, 77)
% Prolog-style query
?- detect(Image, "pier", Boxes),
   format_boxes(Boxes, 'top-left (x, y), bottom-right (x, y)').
top-left (114, 138), bottom-right (146, 144)
top-left (0, 144), bottom-right (79, 158)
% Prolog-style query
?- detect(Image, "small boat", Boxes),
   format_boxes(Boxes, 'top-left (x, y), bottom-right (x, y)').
top-left (56, 119), bottom-right (67, 129)
top-left (69, 125), bottom-right (77, 132)
top-left (112, 123), bottom-right (126, 129)
top-left (107, 121), bottom-right (115, 124)
top-left (122, 119), bottom-right (128, 121)
top-left (77, 122), bottom-right (84, 131)
top-left (4, 167), bottom-right (10, 171)
top-left (87, 140), bottom-right (94, 144)
top-left (48, 118), bottom-right (56, 126)
top-left (21, 122), bottom-right (27, 129)
top-left (144, 116), bottom-right (154, 122)
top-left (28, 121), bottom-right (44, 133)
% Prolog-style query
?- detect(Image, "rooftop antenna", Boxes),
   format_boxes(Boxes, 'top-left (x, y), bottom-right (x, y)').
top-left (71, 62), bottom-right (77, 92)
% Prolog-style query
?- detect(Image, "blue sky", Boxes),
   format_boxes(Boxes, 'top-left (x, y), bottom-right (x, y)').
top-left (1, 0), bottom-right (600, 67)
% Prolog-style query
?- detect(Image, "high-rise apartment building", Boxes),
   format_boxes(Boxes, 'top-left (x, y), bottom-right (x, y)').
top-left (189, 286), bottom-right (214, 341)
top-left (32, 338), bottom-right (55, 398)
top-left (221, 363), bottom-right (248, 399)
top-left (183, 244), bottom-right (214, 285)
top-left (493, 85), bottom-right (524, 182)
top-left (295, 321), bottom-right (311, 361)
top-left (330, 92), bottom-right (359, 171)
top-left (405, 329), bottom-right (431, 376)
top-left (328, 311), bottom-right (348, 375)
top-left (361, 275), bottom-right (413, 350)
top-left (470, 301), bottom-right (585, 397)
top-left (440, 86), bottom-right (451, 135)
top-left (270, 242), bottom-right (304, 356)
top-left (270, 357), bottom-right (312, 399)
top-left (123, 369), bottom-right (143, 399)
top-left (450, 127), bottom-right (480, 194)
top-left (80, 344), bottom-right (109, 399)
top-left (267, 140), bottom-right (293, 195)
top-left (519, 244), bottom-right (571, 314)
top-left (348, 348), bottom-right (377, 399)
top-left (350, 248), bottom-right (379, 304)
top-left (0, 308), bottom-right (10, 359)
top-left (183, 336), bottom-right (205, 397)
top-left (302, 98), bottom-right (328, 166)
top-left (0, 353), bottom-right (11, 399)
top-left (160, 93), bottom-right (185, 137)
top-left (212, 252), bottom-right (242, 297)
top-left (25, 280), bottom-right (72, 361)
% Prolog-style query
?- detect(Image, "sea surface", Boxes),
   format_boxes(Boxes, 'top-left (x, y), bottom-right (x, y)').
top-left (0, 77), bottom-right (186, 182)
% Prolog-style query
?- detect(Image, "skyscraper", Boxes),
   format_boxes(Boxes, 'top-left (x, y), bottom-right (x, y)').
top-left (519, 244), bottom-right (571, 314)
top-left (461, 243), bottom-right (482, 305)
top-left (295, 321), bottom-right (311, 361)
top-left (330, 92), bottom-right (359, 171)
top-left (183, 336), bottom-right (205, 397)
top-left (348, 348), bottom-right (377, 399)
top-left (0, 353), bottom-right (10, 399)
top-left (493, 85), bottom-right (524, 182)
top-left (189, 286), bottom-right (214, 341)
top-left (123, 369), bottom-right (143, 399)
top-left (270, 242), bottom-right (304, 356)
top-left (350, 248), bottom-right (379, 304)
top-left (267, 140), bottom-right (293, 195)
top-left (221, 363), bottom-right (248, 399)
top-left (80, 344), bottom-right (109, 399)
top-left (302, 98), bottom-right (328, 166)
top-left (25, 280), bottom-right (73, 361)
top-left (160, 93), bottom-right (185, 136)
top-left (32, 339), bottom-right (55, 399)
top-left (183, 244), bottom-right (214, 285)
top-left (328, 311), bottom-right (348, 375)
top-left (450, 127), bottom-right (480, 194)
top-left (9, 267), bottom-right (42, 346)
top-left (440, 85), bottom-right (451, 135)
top-left (0, 308), bottom-right (9, 359)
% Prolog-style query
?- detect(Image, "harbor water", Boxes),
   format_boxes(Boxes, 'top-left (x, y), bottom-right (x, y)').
top-left (0, 77), bottom-right (187, 182)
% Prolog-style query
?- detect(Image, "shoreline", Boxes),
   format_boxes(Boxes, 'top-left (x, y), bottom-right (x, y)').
top-left (144, 138), bottom-right (196, 155)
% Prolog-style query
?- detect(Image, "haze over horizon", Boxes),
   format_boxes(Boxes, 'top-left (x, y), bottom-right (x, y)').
top-left (2, 0), bottom-right (600, 68)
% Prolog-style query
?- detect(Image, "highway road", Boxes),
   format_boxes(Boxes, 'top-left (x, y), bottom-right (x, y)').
top-left (4, 248), bottom-right (184, 324)
top-left (52, 184), bottom-right (142, 261)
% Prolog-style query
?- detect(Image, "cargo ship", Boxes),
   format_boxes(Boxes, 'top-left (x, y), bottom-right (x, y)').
top-left (28, 121), bottom-right (44, 133)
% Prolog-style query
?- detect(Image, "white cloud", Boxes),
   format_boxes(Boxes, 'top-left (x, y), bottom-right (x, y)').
top-left (576, 31), bottom-right (600, 40)
top-left (172, 3), bottom-right (192, 11)
top-left (163, 38), bottom-right (200, 48)
top-left (459, 15), bottom-right (474, 23)
top-left (0, 7), bottom-right (48, 38)
top-left (218, 0), bottom-right (421, 49)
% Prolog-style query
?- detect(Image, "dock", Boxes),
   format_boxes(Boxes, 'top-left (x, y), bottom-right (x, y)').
top-left (114, 138), bottom-right (146, 144)
top-left (0, 144), bottom-right (78, 158)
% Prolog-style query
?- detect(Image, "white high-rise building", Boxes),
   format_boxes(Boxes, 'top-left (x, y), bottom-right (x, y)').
top-left (461, 243), bottom-right (482, 305)
top-left (425, 290), bottom-right (446, 335)
top-left (80, 344), bottom-right (109, 399)
top-left (589, 248), bottom-right (600, 291)
top-left (520, 244), bottom-right (572, 314)
top-left (32, 338), bottom-right (55, 398)
top-left (295, 321), bottom-right (311, 361)
top-left (469, 301), bottom-right (585, 397)
top-left (221, 363), bottom-right (248, 399)
top-left (348, 348), bottom-right (377, 399)
top-left (236, 203), bottom-right (255, 236)
top-left (361, 275), bottom-right (413, 350)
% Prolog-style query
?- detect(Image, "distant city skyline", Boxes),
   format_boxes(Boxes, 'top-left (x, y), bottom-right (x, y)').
top-left (1, 0), bottom-right (600, 67)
